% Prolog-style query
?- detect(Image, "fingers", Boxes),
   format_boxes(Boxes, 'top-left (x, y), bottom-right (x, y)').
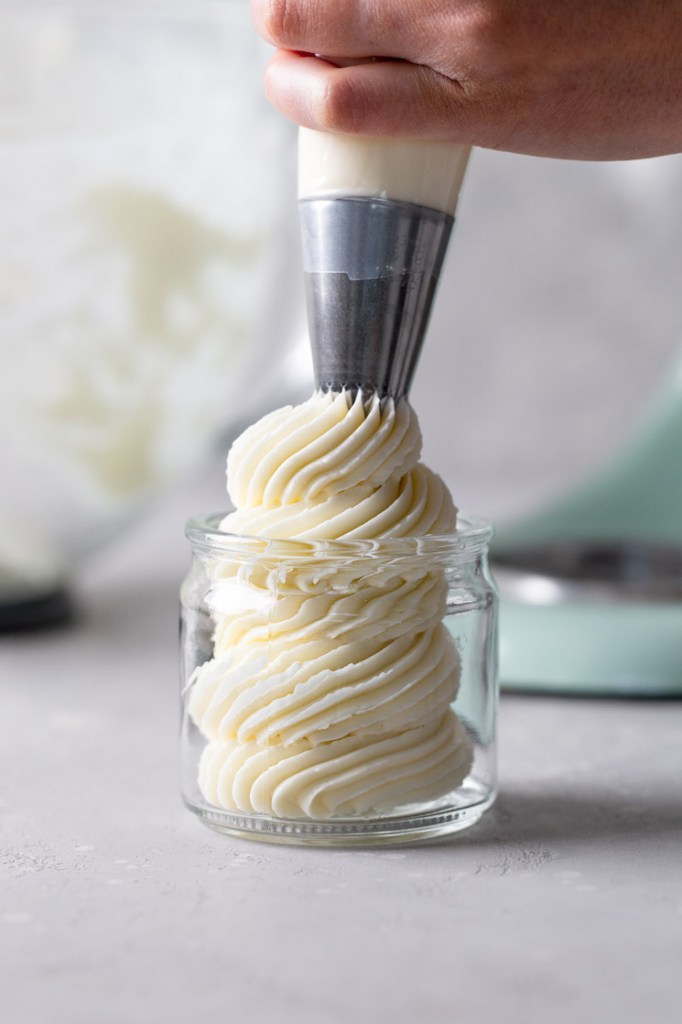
top-left (253, 0), bottom-right (682, 158)
top-left (264, 49), bottom-right (483, 140)
top-left (251, 0), bottom-right (444, 63)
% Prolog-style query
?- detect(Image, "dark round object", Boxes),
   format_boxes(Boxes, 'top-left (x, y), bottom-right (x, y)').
top-left (0, 587), bottom-right (74, 633)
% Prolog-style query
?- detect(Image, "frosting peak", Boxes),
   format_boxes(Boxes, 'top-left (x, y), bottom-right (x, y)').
top-left (226, 390), bottom-right (423, 511)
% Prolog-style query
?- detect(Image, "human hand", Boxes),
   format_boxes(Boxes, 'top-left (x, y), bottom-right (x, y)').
top-left (251, 0), bottom-right (682, 159)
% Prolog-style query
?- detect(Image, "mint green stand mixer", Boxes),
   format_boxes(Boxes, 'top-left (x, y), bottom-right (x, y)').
top-left (492, 351), bottom-right (682, 696)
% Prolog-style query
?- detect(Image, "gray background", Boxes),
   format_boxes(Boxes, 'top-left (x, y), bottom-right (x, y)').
top-left (417, 148), bottom-right (682, 521)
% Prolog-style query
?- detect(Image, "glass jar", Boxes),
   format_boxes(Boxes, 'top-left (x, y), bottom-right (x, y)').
top-left (181, 514), bottom-right (498, 846)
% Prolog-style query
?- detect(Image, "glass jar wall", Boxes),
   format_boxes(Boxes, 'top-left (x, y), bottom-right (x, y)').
top-left (181, 514), bottom-right (498, 846)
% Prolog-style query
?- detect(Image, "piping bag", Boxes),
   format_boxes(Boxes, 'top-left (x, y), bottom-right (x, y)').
top-left (298, 124), bottom-right (471, 397)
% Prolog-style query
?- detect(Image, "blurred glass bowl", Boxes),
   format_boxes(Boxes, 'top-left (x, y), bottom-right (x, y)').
top-left (0, 0), bottom-right (306, 624)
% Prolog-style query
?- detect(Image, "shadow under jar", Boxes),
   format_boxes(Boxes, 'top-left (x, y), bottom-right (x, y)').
top-left (181, 514), bottom-right (498, 846)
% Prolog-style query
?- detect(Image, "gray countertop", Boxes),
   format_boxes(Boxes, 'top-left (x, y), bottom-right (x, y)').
top-left (2, 460), bottom-right (681, 1024)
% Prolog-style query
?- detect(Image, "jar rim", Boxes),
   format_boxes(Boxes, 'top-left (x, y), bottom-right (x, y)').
top-left (185, 511), bottom-right (493, 561)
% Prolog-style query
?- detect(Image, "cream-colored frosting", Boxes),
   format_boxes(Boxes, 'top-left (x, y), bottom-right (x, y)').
top-left (298, 129), bottom-right (471, 215)
top-left (188, 390), bottom-right (473, 819)
top-left (198, 715), bottom-right (473, 819)
top-left (226, 389), bottom-right (421, 508)
top-left (223, 390), bottom-right (453, 539)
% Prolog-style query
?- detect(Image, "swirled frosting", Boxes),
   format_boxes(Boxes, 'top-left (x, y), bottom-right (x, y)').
top-left (188, 390), bottom-right (473, 819)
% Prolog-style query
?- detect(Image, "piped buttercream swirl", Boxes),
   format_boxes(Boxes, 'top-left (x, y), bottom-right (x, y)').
top-left (188, 390), bottom-right (473, 819)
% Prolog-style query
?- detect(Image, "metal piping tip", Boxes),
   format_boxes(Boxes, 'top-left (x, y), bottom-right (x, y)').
top-left (299, 196), bottom-right (453, 399)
